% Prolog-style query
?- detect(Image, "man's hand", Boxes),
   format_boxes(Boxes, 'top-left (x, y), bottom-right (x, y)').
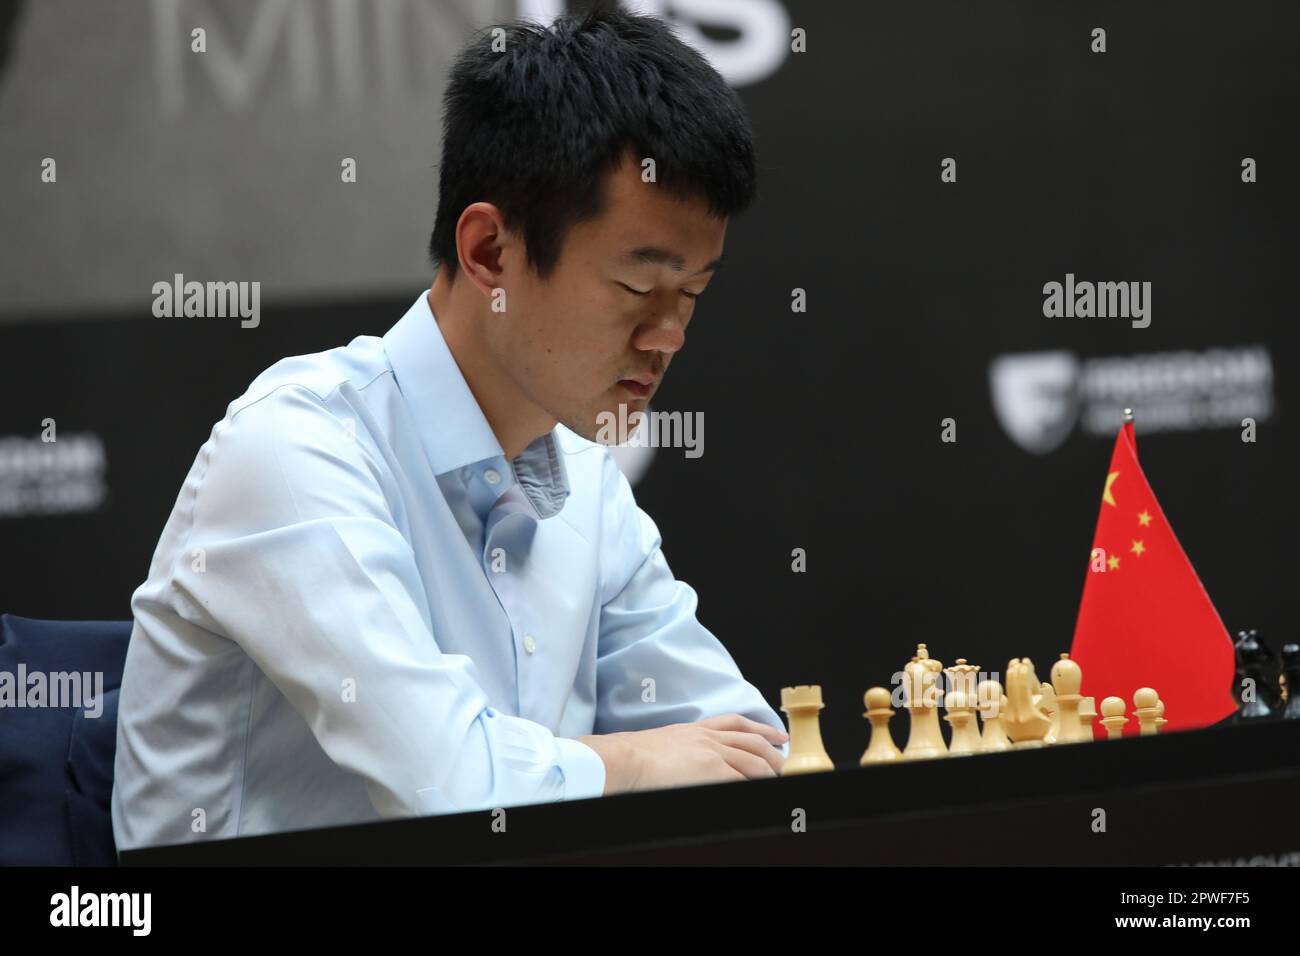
top-left (575, 714), bottom-right (789, 795)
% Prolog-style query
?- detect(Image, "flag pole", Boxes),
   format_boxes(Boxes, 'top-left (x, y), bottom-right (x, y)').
top-left (1122, 407), bottom-right (1136, 450)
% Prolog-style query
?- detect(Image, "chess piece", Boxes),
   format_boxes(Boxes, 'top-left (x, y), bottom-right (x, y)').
top-left (1283, 644), bottom-right (1300, 720)
top-left (943, 660), bottom-right (982, 756)
top-left (780, 685), bottom-right (834, 775)
top-left (860, 687), bottom-right (902, 765)
top-left (1022, 658), bottom-right (1044, 689)
top-left (1098, 696), bottom-right (1126, 739)
top-left (1099, 696), bottom-right (1128, 739)
top-left (1248, 630), bottom-right (1285, 710)
top-left (1154, 698), bottom-right (1167, 733)
top-left (1003, 658), bottom-right (1052, 748)
top-left (902, 644), bottom-right (948, 760)
top-left (977, 680), bottom-right (1012, 753)
top-left (1020, 658), bottom-right (1045, 725)
top-left (1078, 696), bottom-right (1097, 741)
top-left (946, 659), bottom-right (980, 698)
top-left (944, 691), bottom-right (982, 756)
top-left (1048, 654), bottom-right (1088, 744)
top-left (1233, 630), bottom-right (1282, 720)
top-left (1036, 681), bottom-right (1058, 745)
top-left (1133, 687), bottom-right (1160, 736)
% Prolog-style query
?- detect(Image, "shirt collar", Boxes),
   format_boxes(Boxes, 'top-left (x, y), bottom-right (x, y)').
top-left (383, 292), bottom-right (570, 519)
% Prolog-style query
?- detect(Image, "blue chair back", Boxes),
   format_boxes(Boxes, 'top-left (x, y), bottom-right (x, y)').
top-left (0, 615), bottom-right (132, 866)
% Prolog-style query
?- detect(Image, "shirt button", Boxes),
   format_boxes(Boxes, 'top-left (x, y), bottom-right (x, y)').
top-left (484, 468), bottom-right (502, 485)
top-left (523, 634), bottom-right (536, 655)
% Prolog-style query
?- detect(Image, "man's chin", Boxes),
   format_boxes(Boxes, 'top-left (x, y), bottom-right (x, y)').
top-left (569, 400), bottom-right (648, 446)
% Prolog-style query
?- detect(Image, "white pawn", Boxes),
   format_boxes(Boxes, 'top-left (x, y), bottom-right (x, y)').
top-left (1049, 654), bottom-right (1088, 744)
top-left (944, 689), bottom-right (982, 756)
top-left (1133, 687), bottom-right (1161, 736)
top-left (1099, 696), bottom-right (1128, 739)
top-left (977, 680), bottom-right (1012, 753)
top-left (860, 687), bottom-right (902, 765)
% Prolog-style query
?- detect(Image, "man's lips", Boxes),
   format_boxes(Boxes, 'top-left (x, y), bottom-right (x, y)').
top-left (618, 377), bottom-right (656, 398)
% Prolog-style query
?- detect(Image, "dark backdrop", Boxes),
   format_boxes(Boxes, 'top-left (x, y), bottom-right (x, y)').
top-left (2, 1), bottom-right (1296, 763)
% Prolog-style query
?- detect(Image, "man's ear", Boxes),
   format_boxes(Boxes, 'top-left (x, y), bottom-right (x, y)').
top-left (454, 202), bottom-right (510, 300)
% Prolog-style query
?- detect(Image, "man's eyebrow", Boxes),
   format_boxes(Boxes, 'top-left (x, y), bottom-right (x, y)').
top-left (622, 246), bottom-right (724, 276)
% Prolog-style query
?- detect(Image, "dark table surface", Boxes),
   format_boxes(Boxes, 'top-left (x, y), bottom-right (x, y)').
top-left (121, 718), bottom-right (1300, 865)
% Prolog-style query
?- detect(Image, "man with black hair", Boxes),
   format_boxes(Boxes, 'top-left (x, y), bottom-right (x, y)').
top-left (113, 6), bottom-right (787, 851)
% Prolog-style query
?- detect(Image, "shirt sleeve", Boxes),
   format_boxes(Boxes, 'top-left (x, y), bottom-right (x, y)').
top-left (593, 449), bottom-right (789, 757)
top-left (168, 384), bottom-right (605, 818)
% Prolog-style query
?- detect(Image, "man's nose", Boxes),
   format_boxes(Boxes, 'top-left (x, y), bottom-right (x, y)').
top-left (637, 312), bottom-right (686, 354)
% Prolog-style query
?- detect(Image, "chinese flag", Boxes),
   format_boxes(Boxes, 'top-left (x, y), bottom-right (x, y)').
top-left (1069, 419), bottom-right (1236, 735)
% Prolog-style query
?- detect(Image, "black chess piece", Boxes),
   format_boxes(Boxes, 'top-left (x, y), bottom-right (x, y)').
top-left (1232, 630), bottom-right (1281, 721)
top-left (1282, 644), bottom-right (1300, 720)
top-left (1246, 629), bottom-right (1285, 711)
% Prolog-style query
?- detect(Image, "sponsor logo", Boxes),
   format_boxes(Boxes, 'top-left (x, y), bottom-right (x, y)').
top-left (990, 346), bottom-right (1274, 454)
top-left (0, 433), bottom-right (107, 517)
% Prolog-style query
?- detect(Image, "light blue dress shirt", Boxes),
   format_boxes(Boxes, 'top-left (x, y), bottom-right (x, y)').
top-left (111, 291), bottom-right (786, 850)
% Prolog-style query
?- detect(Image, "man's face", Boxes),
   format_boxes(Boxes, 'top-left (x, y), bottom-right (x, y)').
top-left (488, 154), bottom-right (727, 443)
